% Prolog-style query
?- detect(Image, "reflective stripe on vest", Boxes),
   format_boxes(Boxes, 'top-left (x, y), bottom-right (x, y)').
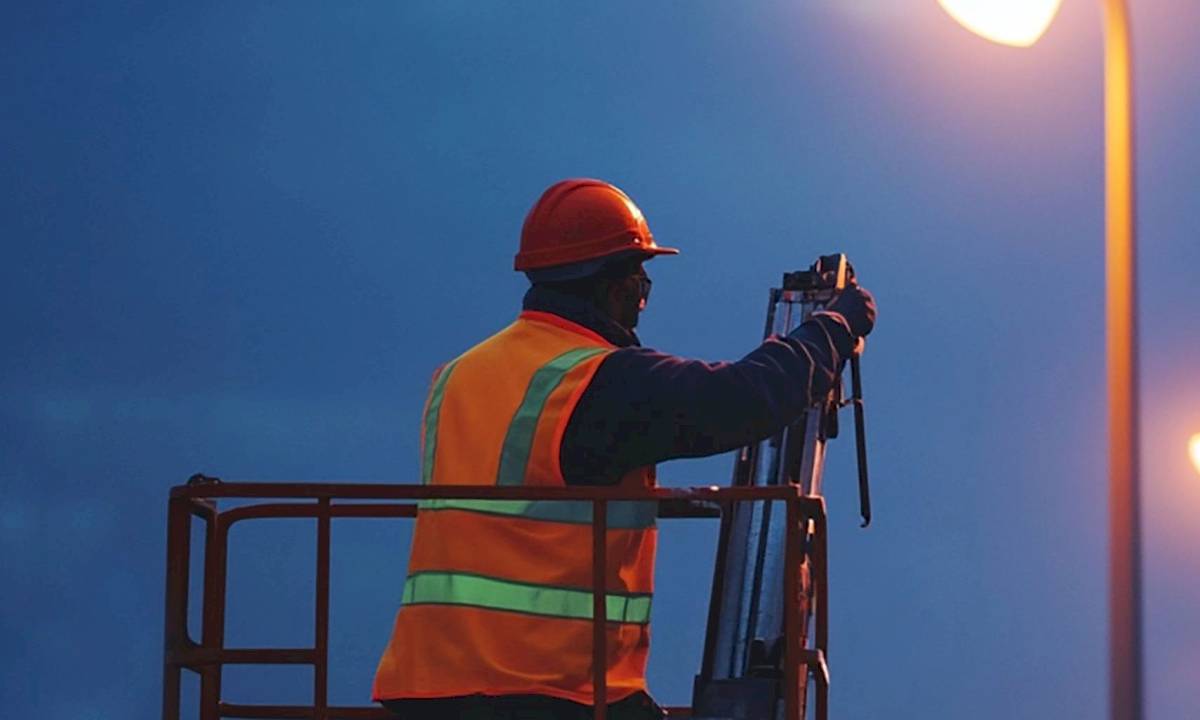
top-left (496, 346), bottom-right (608, 485)
top-left (402, 570), bottom-right (652, 625)
top-left (421, 360), bottom-right (459, 486)
top-left (417, 498), bottom-right (657, 530)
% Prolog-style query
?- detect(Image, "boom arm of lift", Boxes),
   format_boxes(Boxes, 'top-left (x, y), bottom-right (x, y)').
top-left (691, 254), bottom-right (871, 720)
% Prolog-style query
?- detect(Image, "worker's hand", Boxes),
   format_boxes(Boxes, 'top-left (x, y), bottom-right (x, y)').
top-left (822, 284), bottom-right (876, 338)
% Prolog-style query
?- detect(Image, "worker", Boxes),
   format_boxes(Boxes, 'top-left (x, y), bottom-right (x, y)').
top-left (373, 179), bottom-right (876, 720)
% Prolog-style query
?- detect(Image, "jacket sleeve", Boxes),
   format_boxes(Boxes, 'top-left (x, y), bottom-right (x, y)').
top-left (560, 314), bottom-right (856, 485)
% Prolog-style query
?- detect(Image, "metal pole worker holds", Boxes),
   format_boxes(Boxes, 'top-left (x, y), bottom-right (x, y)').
top-left (372, 179), bottom-right (877, 720)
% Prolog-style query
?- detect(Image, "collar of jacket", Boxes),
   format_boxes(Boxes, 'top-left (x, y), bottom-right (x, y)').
top-left (521, 285), bottom-right (641, 349)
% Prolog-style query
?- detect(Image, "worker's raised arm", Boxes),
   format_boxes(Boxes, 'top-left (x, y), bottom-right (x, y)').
top-left (561, 286), bottom-right (875, 484)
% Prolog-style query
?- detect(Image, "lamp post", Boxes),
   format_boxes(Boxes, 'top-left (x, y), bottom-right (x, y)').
top-left (1190, 434), bottom-right (1200, 477)
top-left (936, 3), bottom-right (1140, 720)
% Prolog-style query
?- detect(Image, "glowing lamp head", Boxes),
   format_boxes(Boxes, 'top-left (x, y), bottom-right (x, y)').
top-left (937, 0), bottom-right (1063, 47)
top-left (1190, 434), bottom-right (1200, 476)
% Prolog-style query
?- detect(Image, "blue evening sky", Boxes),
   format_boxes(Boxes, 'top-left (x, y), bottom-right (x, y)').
top-left (3, 2), bottom-right (1197, 718)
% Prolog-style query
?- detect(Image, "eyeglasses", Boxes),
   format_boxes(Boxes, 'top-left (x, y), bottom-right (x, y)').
top-left (636, 272), bottom-right (652, 310)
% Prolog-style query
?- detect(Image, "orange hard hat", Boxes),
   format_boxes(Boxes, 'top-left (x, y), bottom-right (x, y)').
top-left (515, 179), bottom-right (679, 275)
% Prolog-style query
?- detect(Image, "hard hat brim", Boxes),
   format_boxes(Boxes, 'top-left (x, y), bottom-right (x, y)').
top-left (523, 246), bottom-right (679, 283)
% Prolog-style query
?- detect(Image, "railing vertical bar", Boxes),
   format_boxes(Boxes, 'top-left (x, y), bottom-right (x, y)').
top-left (592, 499), bottom-right (608, 720)
top-left (814, 505), bottom-right (829, 720)
top-left (200, 515), bottom-right (230, 720)
top-left (315, 499), bottom-right (331, 720)
top-left (783, 498), bottom-right (801, 720)
top-left (814, 508), bottom-right (829, 660)
top-left (162, 497), bottom-right (191, 720)
top-left (697, 497), bottom-right (733, 684)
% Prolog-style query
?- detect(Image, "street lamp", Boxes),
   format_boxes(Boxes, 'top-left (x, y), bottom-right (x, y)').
top-left (1189, 434), bottom-right (1200, 476)
top-left (937, 3), bottom-right (1141, 720)
top-left (935, 0), bottom-right (1064, 47)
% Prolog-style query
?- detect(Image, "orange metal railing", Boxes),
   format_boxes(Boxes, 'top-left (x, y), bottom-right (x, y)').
top-left (162, 480), bottom-right (828, 720)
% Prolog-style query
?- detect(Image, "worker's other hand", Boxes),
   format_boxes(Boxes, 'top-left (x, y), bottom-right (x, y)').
top-left (823, 284), bottom-right (876, 338)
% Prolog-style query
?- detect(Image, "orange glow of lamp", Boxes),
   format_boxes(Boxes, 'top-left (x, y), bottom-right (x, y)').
top-left (936, 0), bottom-right (1064, 47)
top-left (1190, 434), bottom-right (1200, 476)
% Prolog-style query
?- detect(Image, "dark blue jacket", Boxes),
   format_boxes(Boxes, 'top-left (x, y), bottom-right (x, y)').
top-left (520, 286), bottom-right (856, 485)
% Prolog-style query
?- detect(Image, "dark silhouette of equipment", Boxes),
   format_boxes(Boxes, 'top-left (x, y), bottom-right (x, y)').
top-left (692, 254), bottom-right (873, 720)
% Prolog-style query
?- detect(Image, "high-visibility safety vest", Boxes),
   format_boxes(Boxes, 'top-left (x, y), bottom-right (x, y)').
top-left (373, 310), bottom-right (658, 706)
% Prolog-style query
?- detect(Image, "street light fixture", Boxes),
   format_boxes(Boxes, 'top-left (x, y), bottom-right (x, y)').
top-left (935, 0), bottom-right (1064, 47)
top-left (936, 3), bottom-right (1140, 720)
